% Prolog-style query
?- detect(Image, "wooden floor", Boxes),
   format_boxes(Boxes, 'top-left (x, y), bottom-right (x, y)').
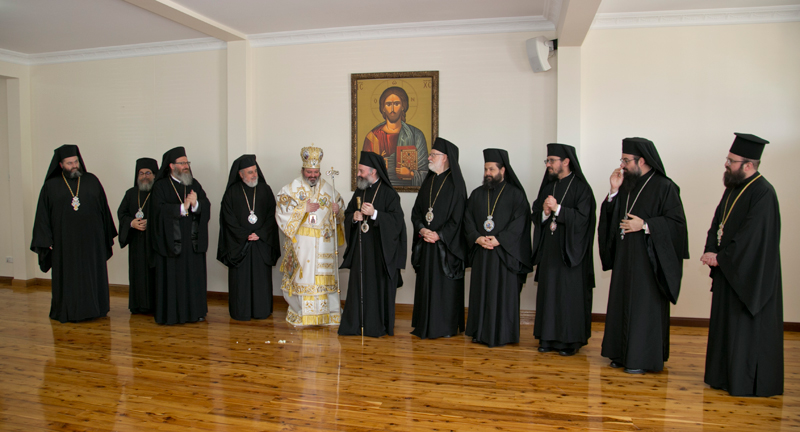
top-left (0, 283), bottom-right (797, 432)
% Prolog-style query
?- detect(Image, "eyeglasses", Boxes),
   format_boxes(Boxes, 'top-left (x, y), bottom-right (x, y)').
top-left (138, 171), bottom-right (154, 176)
top-left (725, 158), bottom-right (746, 166)
top-left (429, 152), bottom-right (445, 158)
top-left (620, 158), bottom-right (639, 165)
top-left (173, 161), bottom-right (191, 166)
top-left (544, 158), bottom-right (561, 165)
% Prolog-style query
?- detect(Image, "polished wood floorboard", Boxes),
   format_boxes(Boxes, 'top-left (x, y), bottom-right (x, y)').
top-left (0, 282), bottom-right (797, 432)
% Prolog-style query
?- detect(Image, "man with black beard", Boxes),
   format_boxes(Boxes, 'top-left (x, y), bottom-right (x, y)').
top-left (117, 157), bottom-right (159, 313)
top-left (410, 137), bottom-right (467, 339)
top-left (701, 133), bottom-right (783, 397)
top-left (31, 145), bottom-right (117, 323)
top-left (531, 144), bottom-right (596, 356)
top-left (464, 149), bottom-right (532, 347)
top-left (218, 155), bottom-right (281, 321)
top-left (339, 151), bottom-right (406, 337)
top-left (149, 147), bottom-right (211, 325)
top-left (598, 137), bottom-right (689, 374)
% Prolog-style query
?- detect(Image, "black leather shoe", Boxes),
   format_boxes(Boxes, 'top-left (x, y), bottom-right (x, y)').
top-left (559, 348), bottom-right (577, 356)
top-left (472, 338), bottom-right (478, 343)
top-left (610, 361), bottom-right (624, 368)
top-left (538, 346), bottom-right (553, 353)
top-left (624, 368), bottom-right (646, 374)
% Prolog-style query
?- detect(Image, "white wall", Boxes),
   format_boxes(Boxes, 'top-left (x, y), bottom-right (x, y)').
top-left (253, 31), bottom-right (557, 307)
top-left (581, 22), bottom-right (800, 321)
top-left (30, 51), bottom-right (228, 289)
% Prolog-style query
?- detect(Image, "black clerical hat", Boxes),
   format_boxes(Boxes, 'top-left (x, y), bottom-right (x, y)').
top-left (133, 158), bottom-right (159, 188)
top-left (730, 133), bottom-right (769, 160)
top-left (156, 147), bottom-right (188, 180)
top-left (483, 148), bottom-right (526, 200)
top-left (428, 137), bottom-right (467, 197)
top-left (621, 137), bottom-right (667, 176)
top-left (543, 143), bottom-right (587, 183)
top-left (225, 154), bottom-right (266, 190)
top-left (43, 144), bottom-right (87, 182)
top-left (358, 151), bottom-right (393, 189)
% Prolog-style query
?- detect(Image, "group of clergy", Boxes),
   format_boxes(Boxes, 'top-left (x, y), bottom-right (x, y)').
top-left (31, 132), bottom-right (782, 398)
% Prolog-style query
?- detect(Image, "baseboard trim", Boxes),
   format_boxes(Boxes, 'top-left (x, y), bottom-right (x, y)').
top-left (12, 280), bottom-right (800, 332)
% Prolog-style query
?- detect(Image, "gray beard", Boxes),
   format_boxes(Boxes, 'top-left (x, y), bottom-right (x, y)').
top-left (64, 169), bottom-right (82, 179)
top-left (356, 177), bottom-right (370, 190)
top-left (174, 171), bottom-right (193, 186)
top-left (243, 178), bottom-right (258, 188)
top-left (138, 180), bottom-right (153, 191)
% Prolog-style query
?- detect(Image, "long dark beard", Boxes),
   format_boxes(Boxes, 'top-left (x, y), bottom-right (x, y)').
top-left (138, 179), bottom-right (153, 191)
top-left (174, 171), bottom-right (193, 186)
top-left (482, 174), bottom-right (502, 189)
top-left (64, 168), bottom-right (82, 179)
top-left (723, 167), bottom-right (747, 188)
top-left (620, 170), bottom-right (641, 194)
top-left (547, 171), bottom-right (559, 182)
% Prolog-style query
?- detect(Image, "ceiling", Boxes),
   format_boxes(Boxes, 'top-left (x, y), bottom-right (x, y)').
top-left (0, 0), bottom-right (798, 55)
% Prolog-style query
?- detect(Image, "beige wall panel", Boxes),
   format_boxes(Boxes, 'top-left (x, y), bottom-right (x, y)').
top-left (582, 22), bottom-right (800, 321)
top-left (253, 32), bottom-right (558, 307)
top-left (30, 51), bottom-right (228, 290)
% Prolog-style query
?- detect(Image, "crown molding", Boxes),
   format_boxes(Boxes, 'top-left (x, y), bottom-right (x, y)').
top-left (593, 5), bottom-right (800, 30)
top-left (0, 48), bottom-right (31, 66)
top-left (0, 38), bottom-right (226, 66)
top-left (249, 16), bottom-right (555, 48)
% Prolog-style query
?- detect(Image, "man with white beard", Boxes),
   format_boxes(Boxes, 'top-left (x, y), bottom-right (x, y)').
top-left (117, 157), bottom-right (159, 314)
top-left (217, 155), bottom-right (281, 321)
top-left (149, 147), bottom-right (211, 325)
top-left (276, 146), bottom-right (346, 326)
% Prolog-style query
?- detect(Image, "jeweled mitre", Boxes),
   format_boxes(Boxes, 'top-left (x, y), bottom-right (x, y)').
top-left (301, 145), bottom-right (323, 169)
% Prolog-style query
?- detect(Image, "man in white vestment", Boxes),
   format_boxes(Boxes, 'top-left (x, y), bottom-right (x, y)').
top-left (276, 146), bottom-right (346, 326)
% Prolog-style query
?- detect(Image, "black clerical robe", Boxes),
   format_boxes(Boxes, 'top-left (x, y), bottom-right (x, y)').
top-left (217, 183), bottom-right (281, 321)
top-left (703, 173), bottom-right (783, 397)
top-left (532, 174), bottom-right (596, 350)
top-left (118, 187), bottom-right (156, 313)
top-left (598, 172), bottom-right (689, 371)
top-left (339, 181), bottom-right (407, 337)
top-left (150, 177), bottom-right (211, 325)
top-left (31, 174), bottom-right (117, 323)
top-left (410, 170), bottom-right (467, 339)
top-left (464, 182), bottom-right (532, 347)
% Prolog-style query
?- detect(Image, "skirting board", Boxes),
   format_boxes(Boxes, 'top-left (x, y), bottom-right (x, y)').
top-left (9, 278), bottom-right (799, 332)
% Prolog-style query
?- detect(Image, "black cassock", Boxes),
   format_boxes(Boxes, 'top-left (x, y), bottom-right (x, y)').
top-left (531, 174), bottom-right (596, 351)
top-left (118, 187), bottom-right (156, 313)
top-left (598, 172), bottom-right (689, 371)
top-left (339, 181), bottom-right (407, 337)
top-left (150, 177), bottom-right (211, 324)
top-left (31, 174), bottom-right (117, 322)
top-left (217, 183), bottom-right (281, 321)
top-left (410, 169), bottom-right (467, 339)
top-left (464, 182), bottom-right (532, 347)
top-left (703, 173), bottom-right (783, 397)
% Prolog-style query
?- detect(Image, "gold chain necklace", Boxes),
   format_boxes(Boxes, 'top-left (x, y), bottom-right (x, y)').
top-left (62, 172), bottom-right (81, 211)
top-left (717, 174), bottom-right (761, 246)
top-left (549, 173), bottom-right (575, 235)
top-left (360, 180), bottom-right (382, 233)
top-left (621, 171), bottom-right (655, 240)
top-left (425, 171), bottom-right (451, 226)
top-left (136, 190), bottom-right (151, 219)
top-left (241, 184), bottom-right (258, 224)
top-left (169, 178), bottom-right (187, 215)
top-left (483, 182), bottom-right (507, 232)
